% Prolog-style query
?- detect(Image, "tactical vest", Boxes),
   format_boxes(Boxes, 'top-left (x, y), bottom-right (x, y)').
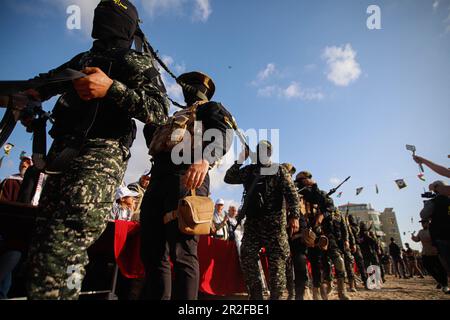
top-left (149, 101), bottom-right (207, 156)
top-left (300, 196), bottom-right (320, 227)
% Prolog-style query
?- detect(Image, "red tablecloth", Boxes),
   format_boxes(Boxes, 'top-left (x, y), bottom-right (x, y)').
top-left (114, 221), bottom-right (270, 296)
top-left (114, 220), bottom-right (145, 279)
top-left (198, 236), bottom-right (247, 296)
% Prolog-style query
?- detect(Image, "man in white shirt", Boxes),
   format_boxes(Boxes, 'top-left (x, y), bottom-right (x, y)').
top-left (111, 186), bottom-right (139, 221)
top-left (212, 199), bottom-right (228, 240)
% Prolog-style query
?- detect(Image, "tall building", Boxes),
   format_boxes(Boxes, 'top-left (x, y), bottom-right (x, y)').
top-left (379, 208), bottom-right (403, 250)
top-left (338, 203), bottom-right (403, 251)
top-left (338, 203), bottom-right (386, 248)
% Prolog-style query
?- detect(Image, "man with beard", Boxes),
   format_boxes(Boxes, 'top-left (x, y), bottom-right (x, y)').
top-left (24, 0), bottom-right (169, 299)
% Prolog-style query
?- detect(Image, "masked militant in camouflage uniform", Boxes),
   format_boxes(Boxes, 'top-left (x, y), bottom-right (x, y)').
top-left (359, 223), bottom-right (384, 282)
top-left (281, 163), bottom-right (297, 300)
top-left (348, 214), bottom-right (369, 288)
top-left (333, 210), bottom-right (357, 293)
top-left (26, 0), bottom-right (169, 300)
top-left (320, 209), bottom-right (354, 298)
top-left (294, 171), bottom-right (351, 300)
top-left (224, 143), bottom-right (305, 300)
top-left (292, 171), bottom-right (330, 300)
top-left (140, 71), bottom-right (233, 300)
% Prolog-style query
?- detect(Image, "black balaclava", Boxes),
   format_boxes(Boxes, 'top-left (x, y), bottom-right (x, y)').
top-left (182, 83), bottom-right (209, 105)
top-left (256, 140), bottom-right (272, 166)
top-left (92, 0), bottom-right (139, 50)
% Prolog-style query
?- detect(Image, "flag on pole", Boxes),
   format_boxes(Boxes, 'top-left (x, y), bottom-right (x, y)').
top-left (418, 173), bottom-right (426, 182)
top-left (356, 187), bottom-right (364, 196)
top-left (3, 143), bottom-right (14, 155)
top-left (375, 184), bottom-right (379, 194)
top-left (337, 192), bottom-right (343, 198)
top-left (395, 179), bottom-right (407, 190)
top-left (0, 156), bottom-right (3, 168)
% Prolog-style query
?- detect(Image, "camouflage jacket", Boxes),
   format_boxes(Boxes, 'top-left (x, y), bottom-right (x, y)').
top-left (321, 210), bottom-right (349, 246)
top-left (224, 163), bottom-right (302, 220)
top-left (34, 47), bottom-right (169, 143)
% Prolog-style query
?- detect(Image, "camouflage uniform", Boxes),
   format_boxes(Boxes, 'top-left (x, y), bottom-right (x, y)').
top-left (294, 182), bottom-right (331, 299)
top-left (339, 214), bottom-right (356, 289)
top-left (321, 211), bottom-right (350, 281)
top-left (27, 47), bottom-right (169, 300)
top-left (224, 163), bottom-right (302, 300)
top-left (358, 226), bottom-right (381, 272)
top-left (348, 217), bottom-right (368, 286)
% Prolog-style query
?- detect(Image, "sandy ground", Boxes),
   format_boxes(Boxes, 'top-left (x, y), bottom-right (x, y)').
top-left (301, 275), bottom-right (450, 300)
top-left (206, 275), bottom-right (450, 301)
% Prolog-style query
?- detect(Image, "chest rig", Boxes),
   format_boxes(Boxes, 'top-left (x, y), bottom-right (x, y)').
top-left (149, 101), bottom-right (207, 156)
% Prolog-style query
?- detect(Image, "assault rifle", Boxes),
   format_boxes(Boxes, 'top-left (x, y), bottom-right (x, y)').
top-left (0, 69), bottom-right (85, 168)
top-left (327, 176), bottom-right (351, 197)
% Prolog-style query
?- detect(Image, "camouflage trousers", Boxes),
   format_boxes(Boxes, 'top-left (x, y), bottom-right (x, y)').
top-left (352, 246), bottom-right (368, 282)
top-left (240, 214), bottom-right (289, 300)
top-left (338, 242), bottom-right (355, 281)
top-left (27, 138), bottom-right (127, 300)
top-left (322, 246), bottom-right (347, 281)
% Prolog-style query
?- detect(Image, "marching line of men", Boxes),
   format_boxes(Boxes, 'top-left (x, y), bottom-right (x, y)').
top-left (224, 150), bottom-right (388, 300)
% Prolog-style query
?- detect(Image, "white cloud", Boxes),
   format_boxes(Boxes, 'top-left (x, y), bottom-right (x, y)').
top-left (445, 11), bottom-right (450, 34)
top-left (158, 55), bottom-right (185, 111)
top-left (142, 0), bottom-right (212, 22)
top-left (433, 0), bottom-right (440, 10)
top-left (193, 0), bottom-right (212, 22)
top-left (257, 85), bottom-right (277, 97)
top-left (142, 0), bottom-right (186, 16)
top-left (258, 63), bottom-right (277, 81)
top-left (286, 83), bottom-right (324, 101)
top-left (253, 62), bottom-right (323, 101)
top-left (251, 63), bottom-right (277, 86)
top-left (322, 44), bottom-right (362, 87)
top-left (258, 82), bottom-right (324, 101)
top-left (283, 83), bottom-right (302, 99)
top-left (330, 177), bottom-right (341, 186)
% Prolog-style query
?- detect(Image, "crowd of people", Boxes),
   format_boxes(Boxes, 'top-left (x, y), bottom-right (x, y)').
top-left (0, 0), bottom-right (448, 301)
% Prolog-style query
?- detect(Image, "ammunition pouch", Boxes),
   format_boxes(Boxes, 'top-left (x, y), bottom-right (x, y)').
top-left (295, 228), bottom-right (317, 248)
top-left (163, 189), bottom-right (215, 236)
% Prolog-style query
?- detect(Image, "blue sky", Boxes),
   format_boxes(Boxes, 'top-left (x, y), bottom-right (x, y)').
top-left (1, 0), bottom-right (449, 250)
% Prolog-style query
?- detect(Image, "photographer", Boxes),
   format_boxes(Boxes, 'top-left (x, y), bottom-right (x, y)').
top-left (420, 180), bottom-right (450, 276)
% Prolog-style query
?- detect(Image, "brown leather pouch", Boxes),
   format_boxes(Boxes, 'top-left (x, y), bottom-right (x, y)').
top-left (177, 189), bottom-right (215, 236)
